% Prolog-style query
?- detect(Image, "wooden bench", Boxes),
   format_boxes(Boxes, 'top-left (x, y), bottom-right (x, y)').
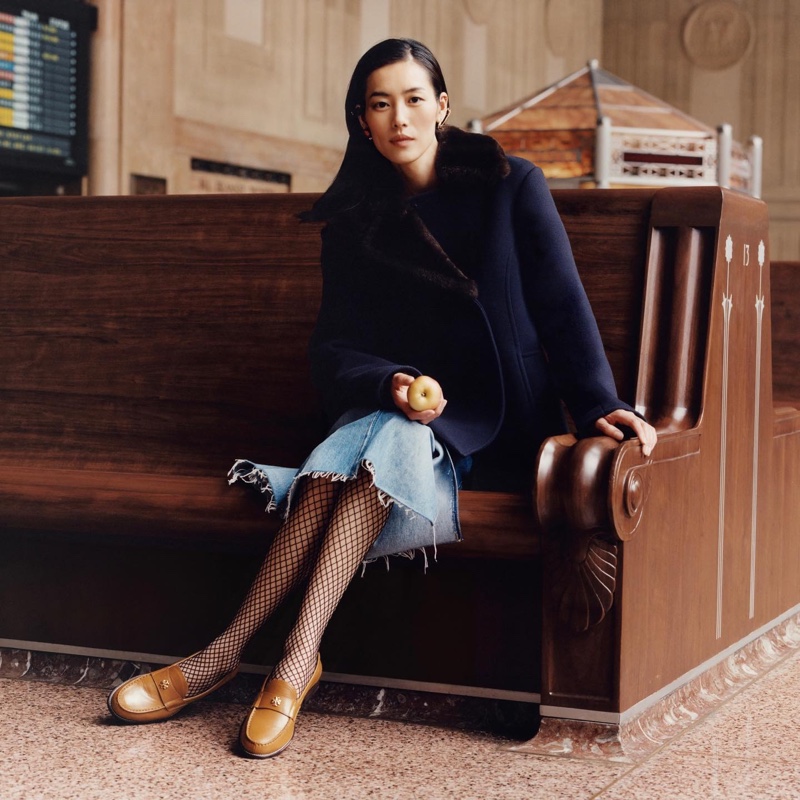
top-left (1, 188), bottom-right (798, 755)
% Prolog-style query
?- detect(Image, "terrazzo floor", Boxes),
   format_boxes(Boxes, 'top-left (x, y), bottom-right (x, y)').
top-left (2, 647), bottom-right (800, 800)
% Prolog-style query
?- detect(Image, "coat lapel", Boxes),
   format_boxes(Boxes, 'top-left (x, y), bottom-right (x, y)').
top-left (343, 126), bottom-right (511, 302)
top-left (361, 202), bottom-right (478, 299)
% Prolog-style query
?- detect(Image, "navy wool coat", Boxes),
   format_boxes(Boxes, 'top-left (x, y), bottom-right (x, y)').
top-left (308, 127), bottom-right (636, 482)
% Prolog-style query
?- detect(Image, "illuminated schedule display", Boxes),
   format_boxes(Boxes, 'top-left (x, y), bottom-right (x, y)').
top-left (0, 1), bottom-right (94, 178)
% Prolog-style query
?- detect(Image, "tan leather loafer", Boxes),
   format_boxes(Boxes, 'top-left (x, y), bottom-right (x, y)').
top-left (240, 655), bottom-right (322, 758)
top-left (107, 658), bottom-right (238, 724)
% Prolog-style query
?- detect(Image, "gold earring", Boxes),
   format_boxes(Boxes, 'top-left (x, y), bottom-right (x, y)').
top-left (438, 108), bottom-right (451, 129)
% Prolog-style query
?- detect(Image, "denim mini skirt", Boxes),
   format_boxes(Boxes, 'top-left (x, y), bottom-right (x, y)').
top-left (228, 409), bottom-right (462, 562)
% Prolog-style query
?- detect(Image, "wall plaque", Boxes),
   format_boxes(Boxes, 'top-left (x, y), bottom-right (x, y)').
top-left (682, 0), bottom-right (753, 70)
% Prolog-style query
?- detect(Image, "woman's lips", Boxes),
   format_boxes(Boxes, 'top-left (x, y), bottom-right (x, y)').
top-left (390, 135), bottom-right (414, 145)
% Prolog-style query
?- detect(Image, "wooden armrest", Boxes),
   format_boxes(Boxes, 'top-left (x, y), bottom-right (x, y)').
top-left (534, 428), bottom-right (700, 542)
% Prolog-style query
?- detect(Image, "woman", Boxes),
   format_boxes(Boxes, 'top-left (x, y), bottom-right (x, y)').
top-left (108, 38), bottom-right (656, 758)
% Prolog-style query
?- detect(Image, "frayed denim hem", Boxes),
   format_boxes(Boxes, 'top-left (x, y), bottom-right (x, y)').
top-left (227, 458), bottom-right (439, 570)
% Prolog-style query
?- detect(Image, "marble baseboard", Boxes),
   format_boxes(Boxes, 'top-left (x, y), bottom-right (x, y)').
top-left (0, 646), bottom-right (539, 739)
top-left (513, 611), bottom-right (800, 763)
top-left (0, 648), bottom-right (139, 687)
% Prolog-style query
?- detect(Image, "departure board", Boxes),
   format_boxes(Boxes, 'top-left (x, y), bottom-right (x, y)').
top-left (0, 1), bottom-right (94, 177)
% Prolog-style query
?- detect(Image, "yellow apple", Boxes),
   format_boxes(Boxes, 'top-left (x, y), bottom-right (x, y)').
top-left (407, 375), bottom-right (443, 412)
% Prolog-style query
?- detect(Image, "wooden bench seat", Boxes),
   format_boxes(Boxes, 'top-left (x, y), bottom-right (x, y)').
top-left (0, 466), bottom-right (537, 557)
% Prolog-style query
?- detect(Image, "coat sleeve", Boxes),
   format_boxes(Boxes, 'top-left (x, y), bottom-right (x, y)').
top-left (512, 165), bottom-right (638, 436)
top-left (308, 224), bottom-right (421, 421)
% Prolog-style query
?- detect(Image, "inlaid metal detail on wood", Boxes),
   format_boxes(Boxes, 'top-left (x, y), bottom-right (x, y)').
top-left (717, 234), bottom-right (734, 640)
top-left (750, 239), bottom-right (766, 619)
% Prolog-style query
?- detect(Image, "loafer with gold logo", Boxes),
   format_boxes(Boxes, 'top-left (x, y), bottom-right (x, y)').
top-left (239, 655), bottom-right (322, 758)
top-left (107, 657), bottom-right (238, 724)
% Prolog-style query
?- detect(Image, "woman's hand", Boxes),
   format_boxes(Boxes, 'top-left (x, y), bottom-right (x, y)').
top-left (392, 372), bottom-right (447, 424)
top-left (595, 409), bottom-right (657, 457)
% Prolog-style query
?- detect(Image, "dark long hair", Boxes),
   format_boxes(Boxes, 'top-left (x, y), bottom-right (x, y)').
top-left (302, 38), bottom-right (449, 221)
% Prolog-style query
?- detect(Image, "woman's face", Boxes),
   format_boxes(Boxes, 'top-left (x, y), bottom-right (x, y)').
top-left (361, 58), bottom-right (448, 192)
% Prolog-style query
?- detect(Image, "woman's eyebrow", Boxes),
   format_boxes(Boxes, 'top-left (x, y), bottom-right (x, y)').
top-left (368, 87), bottom-right (427, 99)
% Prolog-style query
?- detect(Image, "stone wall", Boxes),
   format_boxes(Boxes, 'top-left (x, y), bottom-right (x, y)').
top-left (86, 0), bottom-right (602, 195)
top-left (602, 0), bottom-right (800, 259)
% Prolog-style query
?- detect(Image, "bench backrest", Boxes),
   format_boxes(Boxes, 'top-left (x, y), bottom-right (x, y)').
top-left (2, 194), bottom-right (325, 475)
top-left (0, 190), bottom-right (655, 480)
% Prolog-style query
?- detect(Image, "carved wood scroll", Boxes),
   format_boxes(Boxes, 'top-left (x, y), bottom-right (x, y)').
top-left (535, 434), bottom-right (652, 632)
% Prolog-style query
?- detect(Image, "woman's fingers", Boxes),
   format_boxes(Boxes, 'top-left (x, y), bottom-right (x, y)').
top-left (410, 397), bottom-right (447, 425)
top-left (595, 416), bottom-right (625, 441)
top-left (595, 409), bottom-right (658, 457)
top-left (391, 372), bottom-right (416, 410)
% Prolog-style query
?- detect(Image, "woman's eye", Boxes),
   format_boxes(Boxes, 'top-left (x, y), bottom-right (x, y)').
top-left (408, 96), bottom-right (423, 104)
top-left (372, 101), bottom-right (389, 110)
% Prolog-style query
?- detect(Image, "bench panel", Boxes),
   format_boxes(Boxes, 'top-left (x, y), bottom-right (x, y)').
top-left (771, 261), bottom-right (800, 405)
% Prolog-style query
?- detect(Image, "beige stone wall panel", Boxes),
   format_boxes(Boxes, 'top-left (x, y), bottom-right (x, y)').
top-left (90, 0), bottom-right (604, 196)
top-left (485, 0), bottom-right (602, 112)
top-left (120, 0), bottom-right (177, 190)
top-left (602, 0), bottom-right (800, 259)
top-left (173, 117), bottom-right (341, 194)
top-left (87, 0), bottom-right (123, 195)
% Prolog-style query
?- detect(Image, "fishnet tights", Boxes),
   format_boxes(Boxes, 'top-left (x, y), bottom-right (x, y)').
top-left (180, 477), bottom-right (343, 697)
top-left (272, 468), bottom-right (390, 692)
top-left (179, 468), bottom-right (389, 697)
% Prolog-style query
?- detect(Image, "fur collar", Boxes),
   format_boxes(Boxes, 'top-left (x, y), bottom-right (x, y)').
top-left (434, 126), bottom-right (510, 190)
top-left (338, 128), bottom-right (509, 300)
